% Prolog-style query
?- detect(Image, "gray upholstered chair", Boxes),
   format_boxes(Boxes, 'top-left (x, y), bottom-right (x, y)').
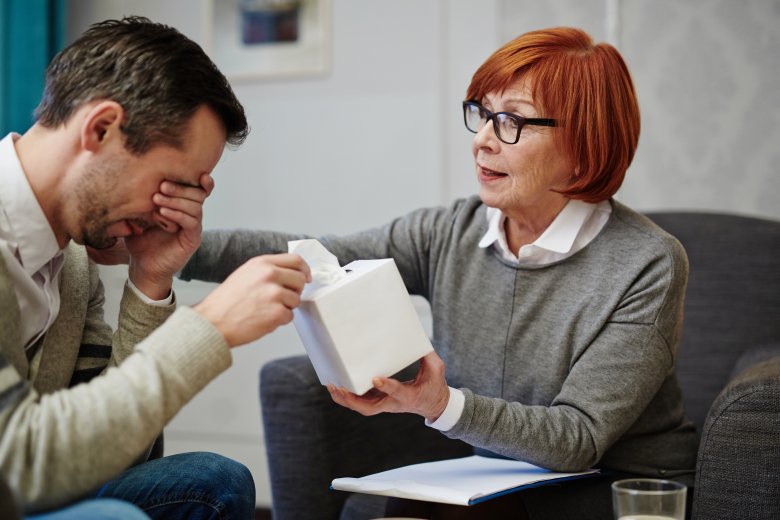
top-left (260, 211), bottom-right (780, 520)
top-left (645, 212), bottom-right (780, 520)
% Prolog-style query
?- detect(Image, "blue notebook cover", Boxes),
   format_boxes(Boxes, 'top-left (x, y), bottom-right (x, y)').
top-left (331, 455), bottom-right (600, 506)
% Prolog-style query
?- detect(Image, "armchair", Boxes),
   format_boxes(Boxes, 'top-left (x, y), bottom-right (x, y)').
top-left (260, 211), bottom-right (780, 520)
top-left (645, 212), bottom-right (780, 519)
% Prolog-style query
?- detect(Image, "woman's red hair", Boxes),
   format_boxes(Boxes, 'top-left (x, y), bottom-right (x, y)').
top-left (466, 27), bottom-right (640, 202)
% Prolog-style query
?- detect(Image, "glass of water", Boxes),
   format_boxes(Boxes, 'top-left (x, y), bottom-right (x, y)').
top-left (611, 478), bottom-right (687, 520)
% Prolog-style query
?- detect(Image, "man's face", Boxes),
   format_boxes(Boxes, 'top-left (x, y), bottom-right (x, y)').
top-left (75, 105), bottom-right (226, 249)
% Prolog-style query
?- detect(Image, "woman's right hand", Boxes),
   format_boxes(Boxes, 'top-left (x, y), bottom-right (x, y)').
top-left (327, 351), bottom-right (451, 422)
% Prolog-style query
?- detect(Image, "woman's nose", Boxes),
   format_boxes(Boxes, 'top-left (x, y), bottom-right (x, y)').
top-left (473, 120), bottom-right (499, 151)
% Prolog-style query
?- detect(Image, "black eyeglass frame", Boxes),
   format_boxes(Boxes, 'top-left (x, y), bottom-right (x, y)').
top-left (462, 100), bottom-right (557, 144)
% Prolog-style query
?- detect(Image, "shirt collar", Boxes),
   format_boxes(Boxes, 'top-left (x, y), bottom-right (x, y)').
top-left (533, 199), bottom-right (595, 253)
top-left (479, 199), bottom-right (597, 256)
top-left (0, 133), bottom-right (63, 275)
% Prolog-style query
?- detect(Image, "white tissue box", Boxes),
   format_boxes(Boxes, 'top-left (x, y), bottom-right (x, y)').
top-left (292, 258), bottom-right (433, 395)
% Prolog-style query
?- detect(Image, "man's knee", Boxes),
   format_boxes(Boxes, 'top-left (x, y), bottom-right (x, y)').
top-left (181, 452), bottom-right (256, 511)
top-left (176, 452), bottom-right (254, 492)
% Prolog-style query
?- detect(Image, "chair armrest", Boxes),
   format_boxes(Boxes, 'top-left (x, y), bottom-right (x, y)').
top-left (0, 474), bottom-right (21, 520)
top-left (729, 343), bottom-right (780, 380)
top-left (148, 431), bottom-right (164, 461)
top-left (692, 355), bottom-right (780, 520)
top-left (260, 355), bottom-right (470, 520)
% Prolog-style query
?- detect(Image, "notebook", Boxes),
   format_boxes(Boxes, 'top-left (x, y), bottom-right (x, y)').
top-left (331, 455), bottom-right (600, 506)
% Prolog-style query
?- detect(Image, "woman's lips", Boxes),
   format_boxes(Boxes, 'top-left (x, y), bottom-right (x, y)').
top-left (478, 165), bottom-right (508, 182)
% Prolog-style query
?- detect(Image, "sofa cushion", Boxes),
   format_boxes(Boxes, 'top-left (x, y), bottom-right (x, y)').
top-left (692, 356), bottom-right (780, 520)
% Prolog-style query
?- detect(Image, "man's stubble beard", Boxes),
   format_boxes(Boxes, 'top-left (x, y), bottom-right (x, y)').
top-left (75, 158), bottom-right (123, 250)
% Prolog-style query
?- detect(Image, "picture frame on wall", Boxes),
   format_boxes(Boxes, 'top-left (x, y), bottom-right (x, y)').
top-left (204, 0), bottom-right (331, 82)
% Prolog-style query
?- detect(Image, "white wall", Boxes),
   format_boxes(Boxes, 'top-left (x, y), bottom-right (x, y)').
top-left (67, 0), bottom-right (780, 507)
top-left (495, 0), bottom-right (780, 219)
top-left (618, 0), bottom-right (780, 217)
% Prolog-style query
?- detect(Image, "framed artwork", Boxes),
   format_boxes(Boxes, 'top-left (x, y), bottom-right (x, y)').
top-left (204, 0), bottom-right (332, 82)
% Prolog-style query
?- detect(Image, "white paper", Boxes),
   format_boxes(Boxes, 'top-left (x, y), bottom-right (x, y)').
top-left (288, 239), bottom-right (346, 291)
top-left (331, 455), bottom-right (599, 506)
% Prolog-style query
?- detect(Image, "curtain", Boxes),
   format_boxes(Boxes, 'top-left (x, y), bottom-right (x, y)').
top-left (0, 0), bottom-right (66, 135)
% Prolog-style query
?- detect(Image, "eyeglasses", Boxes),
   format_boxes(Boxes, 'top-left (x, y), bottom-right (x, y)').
top-left (462, 101), bottom-right (557, 144)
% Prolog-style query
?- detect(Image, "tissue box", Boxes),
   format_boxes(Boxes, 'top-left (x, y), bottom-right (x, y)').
top-left (292, 258), bottom-right (433, 395)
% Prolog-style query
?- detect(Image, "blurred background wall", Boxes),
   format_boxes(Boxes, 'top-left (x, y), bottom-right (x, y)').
top-left (21, 0), bottom-right (778, 507)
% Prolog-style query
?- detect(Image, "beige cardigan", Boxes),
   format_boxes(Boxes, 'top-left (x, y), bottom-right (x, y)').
top-left (0, 243), bottom-right (230, 513)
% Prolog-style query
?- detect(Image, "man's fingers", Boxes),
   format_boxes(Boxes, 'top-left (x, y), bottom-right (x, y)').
top-left (152, 192), bottom-right (203, 239)
top-left (243, 255), bottom-right (310, 293)
top-left (152, 211), bottom-right (183, 233)
top-left (278, 287), bottom-right (302, 310)
top-left (159, 180), bottom-right (209, 203)
top-left (275, 266), bottom-right (310, 293)
top-left (154, 193), bottom-right (203, 219)
top-left (264, 253), bottom-right (312, 281)
top-left (152, 180), bottom-right (208, 232)
top-left (265, 252), bottom-right (309, 268)
top-left (156, 205), bottom-right (200, 232)
top-left (200, 173), bottom-right (216, 196)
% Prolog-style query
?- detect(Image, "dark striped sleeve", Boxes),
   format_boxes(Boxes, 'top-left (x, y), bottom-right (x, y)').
top-left (0, 353), bottom-right (32, 421)
top-left (0, 378), bottom-right (29, 410)
top-left (69, 343), bottom-right (112, 387)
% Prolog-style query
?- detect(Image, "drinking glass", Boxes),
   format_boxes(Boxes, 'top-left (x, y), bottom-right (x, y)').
top-left (611, 478), bottom-right (687, 520)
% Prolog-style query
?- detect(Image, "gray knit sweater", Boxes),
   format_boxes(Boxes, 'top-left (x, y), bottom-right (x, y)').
top-left (181, 196), bottom-right (698, 477)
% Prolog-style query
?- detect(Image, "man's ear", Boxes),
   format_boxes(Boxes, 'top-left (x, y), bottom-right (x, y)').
top-left (80, 101), bottom-right (124, 153)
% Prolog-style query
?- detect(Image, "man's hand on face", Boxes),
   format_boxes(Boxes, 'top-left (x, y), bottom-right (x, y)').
top-left (125, 173), bottom-right (214, 300)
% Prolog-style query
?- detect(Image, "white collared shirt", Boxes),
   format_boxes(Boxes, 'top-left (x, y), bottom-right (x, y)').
top-left (427, 198), bottom-right (612, 431)
top-left (0, 133), bottom-right (64, 350)
top-left (0, 133), bottom-right (172, 352)
top-left (478, 199), bottom-right (612, 264)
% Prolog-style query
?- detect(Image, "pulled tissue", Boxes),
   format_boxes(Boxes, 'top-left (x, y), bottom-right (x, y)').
top-left (288, 239), bottom-right (346, 288)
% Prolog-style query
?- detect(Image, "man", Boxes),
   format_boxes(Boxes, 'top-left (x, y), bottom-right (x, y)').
top-left (0, 17), bottom-right (310, 519)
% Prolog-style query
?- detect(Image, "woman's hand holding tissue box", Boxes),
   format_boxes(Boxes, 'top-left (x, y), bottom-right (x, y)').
top-left (194, 253), bottom-right (311, 347)
top-left (327, 351), bottom-right (451, 423)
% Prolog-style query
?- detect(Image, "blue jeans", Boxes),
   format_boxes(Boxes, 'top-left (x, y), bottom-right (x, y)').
top-left (27, 498), bottom-right (149, 520)
top-left (29, 452), bottom-right (255, 520)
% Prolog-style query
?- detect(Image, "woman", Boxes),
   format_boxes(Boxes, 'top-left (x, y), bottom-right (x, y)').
top-left (180, 27), bottom-right (698, 518)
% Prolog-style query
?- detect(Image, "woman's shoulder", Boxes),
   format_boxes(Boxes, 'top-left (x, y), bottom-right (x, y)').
top-left (415, 194), bottom-right (484, 216)
top-left (593, 200), bottom-right (689, 289)
top-left (606, 200), bottom-right (687, 261)
top-left (402, 195), bottom-right (486, 232)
